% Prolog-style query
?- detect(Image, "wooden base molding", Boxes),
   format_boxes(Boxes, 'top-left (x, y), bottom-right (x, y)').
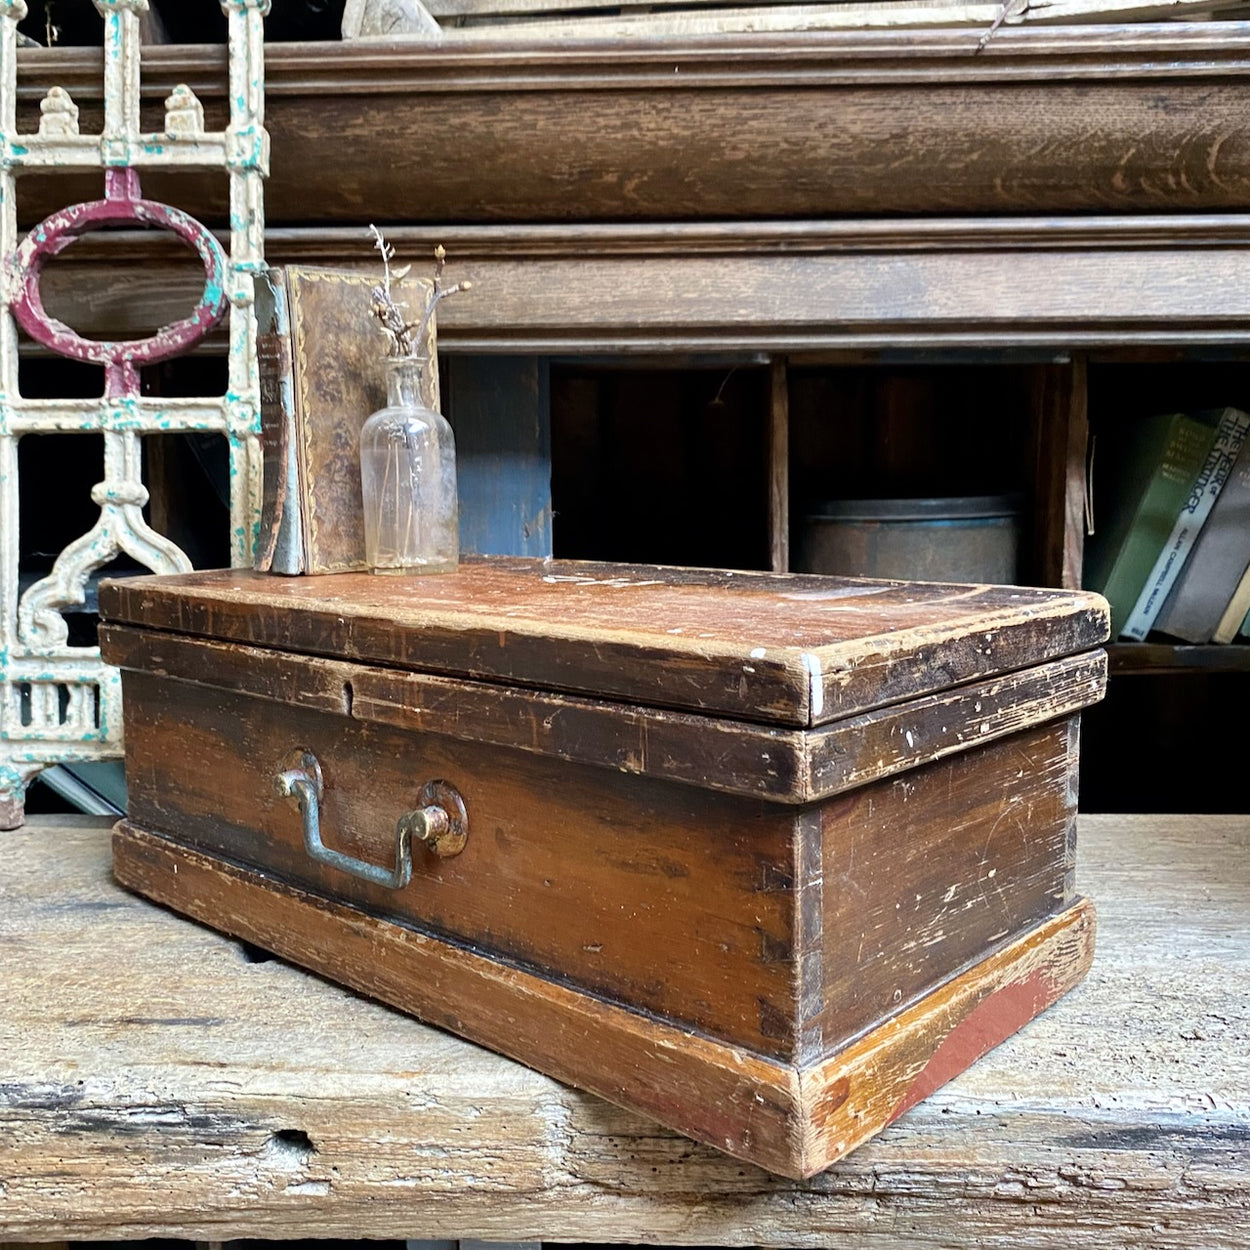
top-left (113, 822), bottom-right (1096, 1179)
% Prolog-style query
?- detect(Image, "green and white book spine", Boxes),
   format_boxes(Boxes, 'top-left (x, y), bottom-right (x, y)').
top-left (1121, 406), bottom-right (1250, 641)
top-left (1083, 412), bottom-right (1215, 639)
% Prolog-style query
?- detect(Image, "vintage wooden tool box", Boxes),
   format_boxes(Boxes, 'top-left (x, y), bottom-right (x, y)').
top-left (99, 559), bottom-right (1109, 1179)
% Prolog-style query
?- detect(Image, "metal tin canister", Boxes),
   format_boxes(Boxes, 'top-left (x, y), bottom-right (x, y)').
top-left (796, 494), bottom-right (1023, 585)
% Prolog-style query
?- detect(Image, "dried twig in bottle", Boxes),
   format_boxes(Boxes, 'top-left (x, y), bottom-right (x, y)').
top-left (367, 227), bottom-right (472, 358)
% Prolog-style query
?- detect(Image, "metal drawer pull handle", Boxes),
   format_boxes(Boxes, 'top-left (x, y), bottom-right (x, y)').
top-left (276, 751), bottom-right (468, 890)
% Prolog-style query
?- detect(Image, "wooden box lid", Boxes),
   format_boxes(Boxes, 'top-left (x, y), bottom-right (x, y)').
top-left (98, 558), bottom-right (1109, 729)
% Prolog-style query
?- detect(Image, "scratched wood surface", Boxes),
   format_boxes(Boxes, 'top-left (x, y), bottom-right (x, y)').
top-left (111, 826), bottom-right (1096, 1178)
top-left (98, 561), bottom-right (1109, 727)
top-left (344, 0), bottom-right (1250, 28)
top-left (1, 814), bottom-right (1247, 1243)
top-left (110, 644), bottom-right (1086, 1063)
top-left (97, 624), bottom-right (1106, 801)
top-left (344, 0), bottom-right (1250, 37)
top-left (812, 719), bottom-right (1080, 1053)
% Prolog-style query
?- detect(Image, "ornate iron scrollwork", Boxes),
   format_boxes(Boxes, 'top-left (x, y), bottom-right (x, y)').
top-left (0, 0), bottom-right (270, 826)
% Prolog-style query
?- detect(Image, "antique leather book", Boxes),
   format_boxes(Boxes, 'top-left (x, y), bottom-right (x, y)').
top-left (254, 265), bottom-right (440, 575)
top-left (100, 560), bottom-right (1110, 1178)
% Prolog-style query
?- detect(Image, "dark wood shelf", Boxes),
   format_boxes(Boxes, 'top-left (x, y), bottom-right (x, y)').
top-left (1106, 641), bottom-right (1250, 676)
top-left (13, 32), bottom-right (1248, 820)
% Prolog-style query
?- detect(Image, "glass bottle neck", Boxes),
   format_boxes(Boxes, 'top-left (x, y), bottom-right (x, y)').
top-left (385, 356), bottom-right (431, 409)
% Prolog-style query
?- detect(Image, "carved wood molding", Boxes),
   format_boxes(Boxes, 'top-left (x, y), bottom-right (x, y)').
top-left (33, 217), bottom-right (1250, 352)
top-left (22, 25), bottom-right (1250, 90)
top-left (261, 217), bottom-right (1250, 350)
top-left (16, 26), bottom-right (1250, 223)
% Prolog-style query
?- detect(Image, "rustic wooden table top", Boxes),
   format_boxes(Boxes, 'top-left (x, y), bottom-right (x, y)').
top-left (2, 813), bottom-right (1247, 1247)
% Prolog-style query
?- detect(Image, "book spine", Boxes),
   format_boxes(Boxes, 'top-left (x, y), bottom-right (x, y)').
top-left (1154, 422), bottom-right (1250, 644)
top-left (1212, 556), bottom-right (1250, 644)
top-left (1170, 426), bottom-right (1250, 644)
top-left (1121, 408), bottom-right (1250, 640)
top-left (253, 271), bottom-right (305, 575)
top-left (1094, 414), bottom-right (1211, 639)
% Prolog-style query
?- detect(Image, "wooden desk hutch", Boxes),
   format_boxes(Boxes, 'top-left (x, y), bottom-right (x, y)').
top-left (17, 24), bottom-right (1250, 815)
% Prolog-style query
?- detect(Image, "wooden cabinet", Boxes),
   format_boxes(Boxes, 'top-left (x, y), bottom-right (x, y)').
top-left (14, 28), bottom-right (1250, 816)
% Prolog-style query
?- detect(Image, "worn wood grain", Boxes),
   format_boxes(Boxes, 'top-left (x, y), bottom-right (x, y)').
top-left (28, 219), bottom-right (1250, 354)
top-left (814, 719), bottom-right (1080, 1053)
top-left (347, 0), bottom-right (1250, 23)
top-left (1029, 357), bottom-right (1090, 590)
top-left (98, 561), bottom-right (1109, 727)
top-left (769, 357), bottom-right (790, 573)
top-left (388, 0), bottom-right (1250, 39)
top-left (110, 821), bottom-right (1095, 1178)
top-left (97, 624), bottom-right (1107, 802)
top-left (111, 647), bottom-right (1087, 1057)
top-left (1, 814), bottom-right (1246, 1243)
top-left (15, 31), bottom-right (1250, 228)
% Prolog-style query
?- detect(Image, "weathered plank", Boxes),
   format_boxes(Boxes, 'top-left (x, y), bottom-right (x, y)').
top-left (1, 814), bottom-right (1247, 1242)
top-left (29, 219), bottom-right (1250, 356)
top-left (343, 0), bottom-right (1250, 24)
top-left (97, 561), bottom-right (1109, 727)
top-left (446, 356), bottom-right (553, 558)
top-left (369, 0), bottom-right (1250, 40)
top-left (16, 31), bottom-right (1250, 229)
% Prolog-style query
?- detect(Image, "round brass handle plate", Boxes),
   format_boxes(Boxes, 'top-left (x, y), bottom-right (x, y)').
top-left (408, 779), bottom-right (469, 858)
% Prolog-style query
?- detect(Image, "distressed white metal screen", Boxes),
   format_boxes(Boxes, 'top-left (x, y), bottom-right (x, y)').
top-left (0, 0), bottom-right (268, 826)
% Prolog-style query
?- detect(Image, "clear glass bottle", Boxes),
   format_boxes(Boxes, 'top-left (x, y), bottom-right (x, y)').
top-left (359, 355), bottom-right (459, 574)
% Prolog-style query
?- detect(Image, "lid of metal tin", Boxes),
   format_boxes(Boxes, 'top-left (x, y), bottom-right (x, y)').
top-left (806, 494), bottom-right (1025, 522)
top-left (98, 558), bottom-right (1109, 730)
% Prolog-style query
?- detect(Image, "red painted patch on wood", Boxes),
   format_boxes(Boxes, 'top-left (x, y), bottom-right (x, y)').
top-left (809, 1074), bottom-right (851, 1127)
top-left (887, 967), bottom-right (1056, 1124)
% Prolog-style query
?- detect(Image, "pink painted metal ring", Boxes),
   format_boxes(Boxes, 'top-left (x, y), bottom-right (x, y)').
top-left (10, 169), bottom-right (229, 398)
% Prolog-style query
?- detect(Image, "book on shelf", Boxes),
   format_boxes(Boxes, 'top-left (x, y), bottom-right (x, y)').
top-left (1213, 559), bottom-right (1250, 644)
top-left (254, 264), bottom-right (439, 575)
top-left (1153, 418), bottom-right (1250, 644)
top-left (1120, 405), bottom-right (1250, 641)
top-left (1082, 410), bottom-right (1219, 640)
top-left (1211, 570), bottom-right (1250, 648)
